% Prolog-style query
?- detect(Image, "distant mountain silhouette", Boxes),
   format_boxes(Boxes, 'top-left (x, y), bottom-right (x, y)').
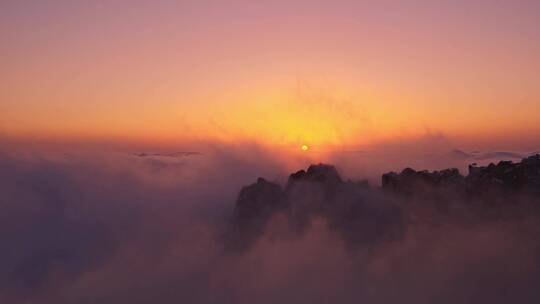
top-left (229, 155), bottom-right (540, 251)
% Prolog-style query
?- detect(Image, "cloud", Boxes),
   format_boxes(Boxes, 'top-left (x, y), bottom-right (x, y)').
top-left (0, 142), bottom-right (540, 303)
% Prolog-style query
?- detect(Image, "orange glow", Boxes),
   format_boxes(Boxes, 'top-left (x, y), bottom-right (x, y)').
top-left (1, 2), bottom-right (539, 151)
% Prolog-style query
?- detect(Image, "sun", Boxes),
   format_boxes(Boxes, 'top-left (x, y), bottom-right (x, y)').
top-left (301, 144), bottom-right (309, 151)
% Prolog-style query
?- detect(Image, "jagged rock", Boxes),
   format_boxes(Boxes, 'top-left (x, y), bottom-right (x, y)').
top-left (466, 154), bottom-right (540, 195)
top-left (285, 164), bottom-right (343, 216)
top-left (382, 167), bottom-right (464, 195)
top-left (234, 177), bottom-right (285, 224)
top-left (287, 163), bottom-right (343, 185)
top-left (229, 155), bottom-right (540, 252)
top-left (231, 164), bottom-right (404, 250)
top-left (382, 154), bottom-right (540, 200)
top-left (230, 178), bottom-right (285, 249)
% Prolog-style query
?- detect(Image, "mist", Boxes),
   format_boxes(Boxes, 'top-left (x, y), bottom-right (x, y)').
top-left (1, 140), bottom-right (539, 304)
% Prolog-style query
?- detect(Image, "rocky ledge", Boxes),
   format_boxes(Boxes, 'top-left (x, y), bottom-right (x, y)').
top-left (382, 154), bottom-right (540, 196)
top-left (229, 155), bottom-right (540, 250)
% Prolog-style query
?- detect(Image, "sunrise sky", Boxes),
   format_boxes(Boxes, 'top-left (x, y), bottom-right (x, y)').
top-left (1, 0), bottom-right (539, 150)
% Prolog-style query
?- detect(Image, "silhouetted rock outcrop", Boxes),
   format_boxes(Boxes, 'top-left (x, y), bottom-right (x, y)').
top-left (382, 155), bottom-right (540, 198)
top-left (382, 167), bottom-right (464, 195)
top-left (466, 155), bottom-right (540, 195)
top-left (234, 178), bottom-right (284, 221)
top-left (287, 164), bottom-right (343, 185)
top-left (230, 155), bottom-right (540, 252)
top-left (232, 164), bottom-right (404, 250)
top-left (231, 178), bottom-right (285, 249)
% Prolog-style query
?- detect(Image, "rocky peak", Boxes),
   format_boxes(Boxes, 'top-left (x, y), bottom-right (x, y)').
top-left (287, 163), bottom-right (342, 185)
top-left (230, 156), bottom-right (540, 252)
top-left (382, 167), bottom-right (463, 194)
top-left (466, 154), bottom-right (540, 192)
top-left (231, 163), bottom-right (403, 250)
top-left (234, 178), bottom-right (284, 221)
top-left (382, 154), bottom-right (540, 196)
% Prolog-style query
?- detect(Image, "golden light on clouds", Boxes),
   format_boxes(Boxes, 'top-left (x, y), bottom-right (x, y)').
top-left (1, 1), bottom-right (539, 150)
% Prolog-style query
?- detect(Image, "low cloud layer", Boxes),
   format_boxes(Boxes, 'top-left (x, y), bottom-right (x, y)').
top-left (1, 141), bottom-right (540, 303)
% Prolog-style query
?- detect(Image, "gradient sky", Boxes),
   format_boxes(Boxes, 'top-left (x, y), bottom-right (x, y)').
top-left (1, 0), bottom-right (539, 149)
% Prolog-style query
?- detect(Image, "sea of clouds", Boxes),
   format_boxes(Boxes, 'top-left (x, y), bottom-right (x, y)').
top-left (1, 139), bottom-right (539, 304)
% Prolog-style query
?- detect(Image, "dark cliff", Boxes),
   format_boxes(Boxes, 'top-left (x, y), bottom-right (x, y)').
top-left (230, 155), bottom-right (540, 251)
